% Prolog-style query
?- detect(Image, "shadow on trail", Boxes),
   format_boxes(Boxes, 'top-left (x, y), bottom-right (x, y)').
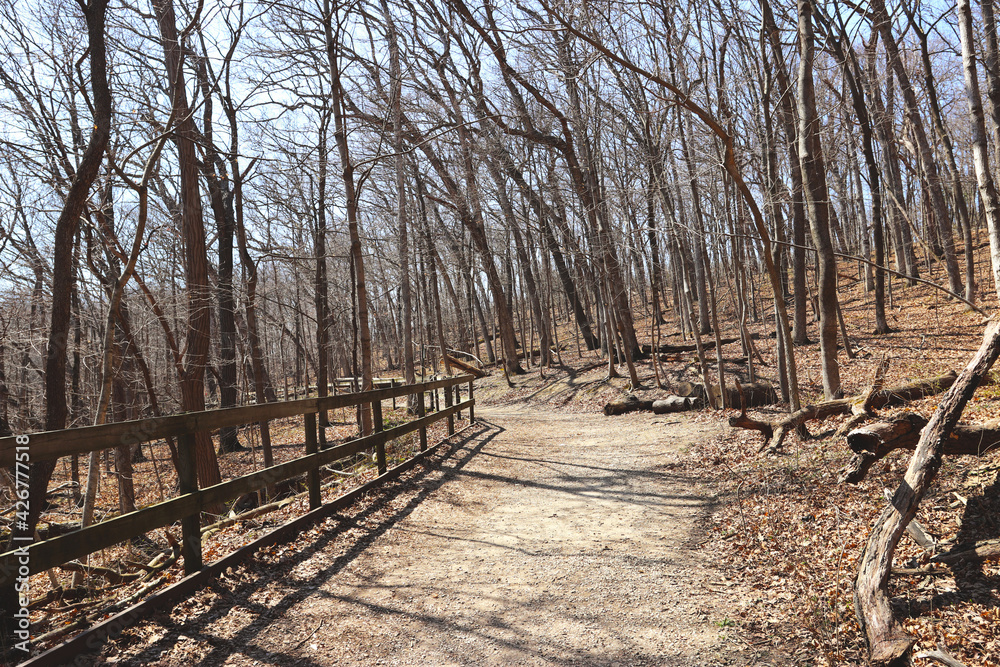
top-left (511, 362), bottom-right (610, 406)
top-left (99, 421), bottom-right (502, 667)
top-left (94, 412), bottom-right (733, 667)
top-left (452, 466), bottom-right (712, 510)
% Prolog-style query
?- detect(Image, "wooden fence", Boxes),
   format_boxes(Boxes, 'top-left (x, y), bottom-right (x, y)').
top-left (0, 375), bottom-right (475, 587)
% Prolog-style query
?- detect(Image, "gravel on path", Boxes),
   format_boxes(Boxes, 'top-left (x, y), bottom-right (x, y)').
top-left (91, 407), bottom-right (790, 666)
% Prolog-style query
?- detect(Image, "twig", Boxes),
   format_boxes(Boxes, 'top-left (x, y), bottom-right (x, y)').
top-left (291, 620), bottom-right (325, 650)
top-left (916, 643), bottom-right (969, 667)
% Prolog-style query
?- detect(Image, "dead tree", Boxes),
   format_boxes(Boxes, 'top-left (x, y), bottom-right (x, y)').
top-left (854, 320), bottom-right (1000, 664)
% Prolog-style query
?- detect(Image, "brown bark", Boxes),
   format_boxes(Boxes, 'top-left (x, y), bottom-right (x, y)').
top-left (330, 36), bottom-right (375, 431)
top-left (444, 355), bottom-right (485, 379)
top-left (4, 0), bottom-right (111, 639)
top-left (153, 0), bottom-right (221, 489)
top-left (192, 50), bottom-right (240, 453)
top-left (854, 321), bottom-right (1000, 664)
top-left (841, 412), bottom-right (1000, 483)
top-left (811, 5), bottom-right (890, 333)
top-left (797, 0), bottom-right (841, 399)
top-left (25, 0), bottom-right (112, 543)
top-left (730, 372), bottom-right (957, 452)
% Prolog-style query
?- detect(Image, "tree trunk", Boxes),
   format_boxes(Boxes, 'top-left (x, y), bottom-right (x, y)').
top-left (762, 0), bottom-right (810, 345)
top-left (797, 0), bottom-right (841, 399)
top-left (961, 0), bottom-right (1000, 302)
top-left (908, 14), bottom-right (976, 304)
top-left (326, 11), bottom-right (374, 434)
top-left (981, 0), bottom-right (1000, 171)
top-left (154, 0), bottom-right (221, 490)
top-left (194, 56), bottom-right (240, 453)
top-left (21, 0), bottom-right (111, 564)
top-left (381, 0), bottom-right (415, 401)
top-left (313, 116), bottom-right (332, 441)
top-left (868, 53), bottom-right (918, 283)
top-left (871, 0), bottom-right (963, 297)
top-left (854, 321), bottom-right (1000, 664)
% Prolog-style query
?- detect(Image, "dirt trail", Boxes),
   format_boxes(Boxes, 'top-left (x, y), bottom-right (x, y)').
top-left (93, 407), bottom-right (789, 666)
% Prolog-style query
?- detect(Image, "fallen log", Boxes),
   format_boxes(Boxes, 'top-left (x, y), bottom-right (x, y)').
top-left (641, 337), bottom-right (738, 354)
top-left (709, 382), bottom-right (776, 408)
top-left (604, 395), bottom-right (652, 416)
top-left (854, 320), bottom-right (1000, 665)
top-left (444, 354), bottom-right (486, 379)
top-left (931, 538), bottom-right (1000, 565)
top-left (673, 381), bottom-right (707, 400)
top-left (839, 413), bottom-right (1000, 483)
top-left (652, 396), bottom-right (700, 413)
top-left (603, 394), bottom-right (701, 416)
top-left (730, 371), bottom-right (957, 452)
top-left (673, 381), bottom-right (775, 408)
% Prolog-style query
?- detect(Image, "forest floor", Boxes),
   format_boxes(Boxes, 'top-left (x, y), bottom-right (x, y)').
top-left (15, 254), bottom-right (1000, 666)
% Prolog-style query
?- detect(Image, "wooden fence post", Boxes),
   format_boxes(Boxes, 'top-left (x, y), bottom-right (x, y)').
top-left (445, 381), bottom-right (454, 435)
top-left (391, 378), bottom-right (397, 410)
top-left (469, 381), bottom-right (475, 423)
top-left (305, 412), bottom-right (320, 510)
top-left (176, 433), bottom-right (202, 574)
top-left (456, 383), bottom-right (462, 419)
top-left (418, 389), bottom-right (427, 451)
top-left (373, 398), bottom-right (386, 475)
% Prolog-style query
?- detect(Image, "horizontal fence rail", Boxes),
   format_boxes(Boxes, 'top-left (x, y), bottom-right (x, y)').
top-left (0, 375), bottom-right (475, 587)
top-left (0, 376), bottom-right (469, 468)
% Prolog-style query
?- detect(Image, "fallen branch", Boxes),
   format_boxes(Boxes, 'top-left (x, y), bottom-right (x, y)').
top-left (916, 643), bottom-right (970, 667)
top-left (730, 371), bottom-right (957, 452)
top-left (58, 562), bottom-right (142, 585)
top-left (854, 320), bottom-right (1000, 664)
top-left (883, 488), bottom-right (935, 551)
top-left (202, 496), bottom-right (297, 540)
top-left (931, 538), bottom-right (1000, 565)
top-left (444, 354), bottom-right (486, 378)
top-left (840, 413), bottom-right (1000, 483)
top-left (729, 379), bottom-right (774, 441)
